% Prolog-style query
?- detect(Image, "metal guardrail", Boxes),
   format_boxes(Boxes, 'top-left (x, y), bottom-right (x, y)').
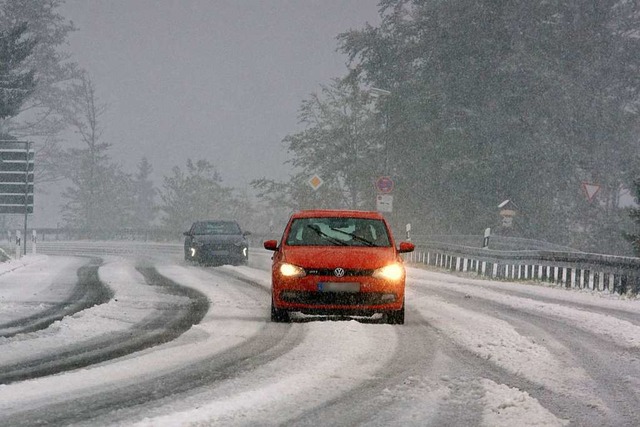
top-left (406, 240), bottom-right (640, 295)
top-left (29, 241), bottom-right (183, 257)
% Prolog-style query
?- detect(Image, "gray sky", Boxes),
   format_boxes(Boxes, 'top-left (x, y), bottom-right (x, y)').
top-left (59, 0), bottom-right (381, 189)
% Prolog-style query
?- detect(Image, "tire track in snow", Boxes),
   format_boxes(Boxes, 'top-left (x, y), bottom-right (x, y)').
top-left (0, 265), bottom-right (208, 384)
top-left (0, 258), bottom-right (111, 338)
top-left (0, 268), bottom-right (303, 427)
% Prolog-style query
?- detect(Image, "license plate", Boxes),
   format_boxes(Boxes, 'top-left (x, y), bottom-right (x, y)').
top-left (318, 282), bottom-right (360, 293)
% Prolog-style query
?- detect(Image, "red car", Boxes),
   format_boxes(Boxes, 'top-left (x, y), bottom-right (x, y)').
top-left (263, 210), bottom-right (415, 324)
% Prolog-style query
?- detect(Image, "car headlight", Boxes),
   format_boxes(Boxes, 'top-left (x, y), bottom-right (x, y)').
top-left (279, 263), bottom-right (306, 278)
top-left (372, 263), bottom-right (404, 281)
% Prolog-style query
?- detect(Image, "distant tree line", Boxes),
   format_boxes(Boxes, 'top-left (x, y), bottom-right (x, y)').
top-left (253, 0), bottom-right (640, 255)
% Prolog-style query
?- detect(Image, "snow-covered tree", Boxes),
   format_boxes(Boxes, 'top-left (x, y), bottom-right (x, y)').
top-left (0, 22), bottom-right (35, 121)
top-left (0, 0), bottom-right (79, 182)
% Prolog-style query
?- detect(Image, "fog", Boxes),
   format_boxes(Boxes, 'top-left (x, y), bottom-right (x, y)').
top-left (7, 0), bottom-right (638, 254)
top-left (59, 0), bottom-right (380, 188)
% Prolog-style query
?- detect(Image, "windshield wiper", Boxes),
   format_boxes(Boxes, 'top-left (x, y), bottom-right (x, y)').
top-left (327, 227), bottom-right (376, 246)
top-left (307, 225), bottom-right (348, 246)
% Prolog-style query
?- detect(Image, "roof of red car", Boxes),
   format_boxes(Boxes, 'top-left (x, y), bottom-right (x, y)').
top-left (290, 209), bottom-right (386, 219)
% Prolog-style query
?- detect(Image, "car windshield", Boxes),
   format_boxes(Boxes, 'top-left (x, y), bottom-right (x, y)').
top-left (191, 221), bottom-right (241, 235)
top-left (285, 217), bottom-right (391, 247)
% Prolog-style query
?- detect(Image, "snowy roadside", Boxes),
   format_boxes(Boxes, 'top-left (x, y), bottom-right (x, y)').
top-left (0, 253), bottom-right (48, 277)
top-left (0, 255), bottom-right (83, 326)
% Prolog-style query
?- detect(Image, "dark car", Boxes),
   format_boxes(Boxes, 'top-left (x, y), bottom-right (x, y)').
top-left (183, 220), bottom-right (250, 266)
top-left (263, 209), bottom-right (414, 324)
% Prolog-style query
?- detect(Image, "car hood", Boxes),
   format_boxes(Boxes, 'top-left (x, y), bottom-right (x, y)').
top-left (191, 235), bottom-right (246, 244)
top-left (282, 245), bottom-right (398, 270)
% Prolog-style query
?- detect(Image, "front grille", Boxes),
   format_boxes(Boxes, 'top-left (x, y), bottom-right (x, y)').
top-left (304, 268), bottom-right (373, 277)
top-left (202, 243), bottom-right (233, 250)
top-left (280, 291), bottom-right (392, 306)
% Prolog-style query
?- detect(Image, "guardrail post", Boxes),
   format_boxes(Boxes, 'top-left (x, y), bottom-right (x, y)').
top-left (615, 275), bottom-right (627, 294)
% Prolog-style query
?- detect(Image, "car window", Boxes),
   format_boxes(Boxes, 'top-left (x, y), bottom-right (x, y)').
top-left (285, 218), bottom-right (390, 247)
top-left (191, 221), bottom-right (241, 235)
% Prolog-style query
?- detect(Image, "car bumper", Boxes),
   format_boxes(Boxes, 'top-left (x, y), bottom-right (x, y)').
top-left (272, 276), bottom-right (404, 314)
top-left (188, 246), bottom-right (248, 264)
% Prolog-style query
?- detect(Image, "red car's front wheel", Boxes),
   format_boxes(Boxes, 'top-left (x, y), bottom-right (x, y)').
top-left (270, 297), bottom-right (291, 323)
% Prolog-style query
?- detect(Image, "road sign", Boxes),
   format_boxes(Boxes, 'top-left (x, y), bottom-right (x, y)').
top-left (0, 141), bottom-right (34, 214)
top-left (375, 176), bottom-right (394, 194)
top-left (581, 182), bottom-right (600, 203)
top-left (308, 174), bottom-right (323, 191)
top-left (376, 194), bottom-right (393, 212)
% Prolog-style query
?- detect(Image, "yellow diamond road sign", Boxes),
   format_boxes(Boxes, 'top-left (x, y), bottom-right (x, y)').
top-left (308, 174), bottom-right (323, 190)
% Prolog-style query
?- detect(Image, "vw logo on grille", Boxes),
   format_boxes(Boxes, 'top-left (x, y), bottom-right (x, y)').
top-left (334, 267), bottom-right (345, 277)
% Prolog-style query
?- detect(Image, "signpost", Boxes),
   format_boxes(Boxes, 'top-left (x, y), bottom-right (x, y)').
top-left (375, 176), bottom-right (394, 213)
top-left (0, 141), bottom-right (34, 256)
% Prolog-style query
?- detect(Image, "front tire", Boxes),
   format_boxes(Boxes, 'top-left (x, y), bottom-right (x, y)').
top-left (385, 301), bottom-right (405, 325)
top-left (271, 298), bottom-right (290, 323)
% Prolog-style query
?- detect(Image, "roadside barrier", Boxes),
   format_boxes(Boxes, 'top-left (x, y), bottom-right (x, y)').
top-left (406, 240), bottom-right (640, 295)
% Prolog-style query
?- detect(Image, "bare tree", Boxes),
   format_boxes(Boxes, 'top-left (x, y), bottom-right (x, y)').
top-left (60, 72), bottom-right (134, 234)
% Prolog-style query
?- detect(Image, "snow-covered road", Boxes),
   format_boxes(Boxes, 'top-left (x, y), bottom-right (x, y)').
top-left (0, 249), bottom-right (639, 426)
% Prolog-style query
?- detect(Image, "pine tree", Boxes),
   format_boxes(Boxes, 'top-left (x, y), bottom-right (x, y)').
top-left (0, 22), bottom-right (35, 121)
top-left (0, 0), bottom-right (80, 183)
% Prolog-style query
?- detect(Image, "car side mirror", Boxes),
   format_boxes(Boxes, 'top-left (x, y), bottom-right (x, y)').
top-left (183, 231), bottom-right (191, 237)
top-left (243, 231), bottom-right (252, 236)
top-left (398, 241), bottom-right (415, 253)
top-left (263, 240), bottom-right (278, 251)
